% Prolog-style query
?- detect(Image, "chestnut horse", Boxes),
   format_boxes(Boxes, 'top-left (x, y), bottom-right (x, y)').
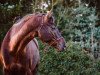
top-left (1, 10), bottom-right (66, 75)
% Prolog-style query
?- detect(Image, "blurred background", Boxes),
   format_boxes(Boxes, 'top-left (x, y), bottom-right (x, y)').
top-left (0, 0), bottom-right (100, 75)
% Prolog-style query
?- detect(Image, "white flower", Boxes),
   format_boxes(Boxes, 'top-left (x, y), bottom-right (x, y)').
top-left (85, 4), bottom-right (88, 7)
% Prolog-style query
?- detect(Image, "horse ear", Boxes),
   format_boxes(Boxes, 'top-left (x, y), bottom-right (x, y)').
top-left (44, 9), bottom-right (53, 22)
top-left (46, 9), bottom-right (53, 18)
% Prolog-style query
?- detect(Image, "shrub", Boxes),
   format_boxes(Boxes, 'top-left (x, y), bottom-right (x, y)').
top-left (38, 41), bottom-right (100, 75)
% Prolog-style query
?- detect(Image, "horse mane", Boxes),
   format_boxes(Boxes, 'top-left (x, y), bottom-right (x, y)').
top-left (14, 14), bottom-right (34, 25)
top-left (10, 13), bottom-right (45, 38)
top-left (0, 44), bottom-right (3, 67)
top-left (10, 14), bottom-right (34, 38)
top-left (13, 13), bottom-right (45, 27)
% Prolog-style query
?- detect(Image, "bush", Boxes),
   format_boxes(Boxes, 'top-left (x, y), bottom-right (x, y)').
top-left (38, 41), bottom-right (100, 75)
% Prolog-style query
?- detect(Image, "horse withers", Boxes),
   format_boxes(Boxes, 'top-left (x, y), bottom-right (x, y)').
top-left (1, 10), bottom-right (66, 75)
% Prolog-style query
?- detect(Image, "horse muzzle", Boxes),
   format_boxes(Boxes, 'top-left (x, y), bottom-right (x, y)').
top-left (57, 41), bottom-right (66, 52)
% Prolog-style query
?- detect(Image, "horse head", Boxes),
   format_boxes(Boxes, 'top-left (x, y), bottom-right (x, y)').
top-left (37, 10), bottom-right (66, 51)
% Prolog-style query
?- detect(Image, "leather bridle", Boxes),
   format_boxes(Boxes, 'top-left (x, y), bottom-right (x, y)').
top-left (37, 14), bottom-right (64, 50)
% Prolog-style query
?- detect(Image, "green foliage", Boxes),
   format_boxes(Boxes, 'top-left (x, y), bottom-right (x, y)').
top-left (38, 41), bottom-right (100, 75)
top-left (0, 0), bottom-right (36, 43)
top-left (53, 2), bottom-right (100, 59)
top-left (53, 3), bottom-right (99, 41)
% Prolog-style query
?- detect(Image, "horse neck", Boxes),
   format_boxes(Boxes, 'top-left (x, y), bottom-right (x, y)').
top-left (9, 16), bottom-right (40, 54)
top-left (1, 14), bottom-right (43, 67)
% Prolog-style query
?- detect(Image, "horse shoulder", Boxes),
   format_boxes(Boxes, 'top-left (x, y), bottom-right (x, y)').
top-left (26, 39), bottom-right (40, 70)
